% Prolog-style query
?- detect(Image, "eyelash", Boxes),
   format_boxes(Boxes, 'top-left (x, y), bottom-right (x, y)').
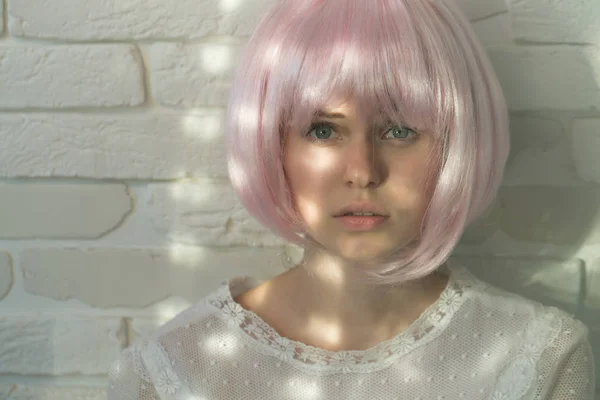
top-left (305, 122), bottom-right (418, 143)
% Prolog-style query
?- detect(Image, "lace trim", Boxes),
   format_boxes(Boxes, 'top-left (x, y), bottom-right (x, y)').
top-left (208, 262), bottom-right (483, 375)
top-left (129, 340), bottom-right (153, 384)
top-left (488, 307), bottom-right (563, 400)
top-left (140, 341), bottom-right (197, 400)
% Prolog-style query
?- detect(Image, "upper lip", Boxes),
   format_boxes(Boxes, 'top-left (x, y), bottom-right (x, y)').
top-left (334, 202), bottom-right (388, 217)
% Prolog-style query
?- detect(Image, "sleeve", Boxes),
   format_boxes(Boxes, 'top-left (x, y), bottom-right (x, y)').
top-left (545, 323), bottom-right (596, 400)
top-left (107, 341), bottom-right (161, 400)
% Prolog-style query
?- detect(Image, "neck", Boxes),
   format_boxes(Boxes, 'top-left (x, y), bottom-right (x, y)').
top-left (262, 249), bottom-right (449, 351)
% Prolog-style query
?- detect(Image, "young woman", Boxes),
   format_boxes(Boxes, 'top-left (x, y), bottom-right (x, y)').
top-left (108, 0), bottom-right (596, 398)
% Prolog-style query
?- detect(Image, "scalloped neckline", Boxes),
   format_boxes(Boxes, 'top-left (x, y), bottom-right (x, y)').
top-left (210, 261), bottom-right (477, 374)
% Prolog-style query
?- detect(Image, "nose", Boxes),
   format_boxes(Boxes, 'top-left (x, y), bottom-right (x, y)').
top-left (344, 135), bottom-right (383, 189)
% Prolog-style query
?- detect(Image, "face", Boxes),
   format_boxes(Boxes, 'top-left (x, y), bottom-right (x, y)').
top-left (283, 98), bottom-right (437, 265)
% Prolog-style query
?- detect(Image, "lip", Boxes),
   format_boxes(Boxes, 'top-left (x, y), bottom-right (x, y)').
top-left (335, 215), bottom-right (389, 232)
top-left (333, 202), bottom-right (388, 217)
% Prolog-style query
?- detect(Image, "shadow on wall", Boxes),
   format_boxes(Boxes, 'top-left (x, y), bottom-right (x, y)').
top-left (454, 1), bottom-right (600, 334)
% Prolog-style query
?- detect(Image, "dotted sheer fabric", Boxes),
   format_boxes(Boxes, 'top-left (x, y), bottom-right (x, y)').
top-left (108, 261), bottom-right (596, 400)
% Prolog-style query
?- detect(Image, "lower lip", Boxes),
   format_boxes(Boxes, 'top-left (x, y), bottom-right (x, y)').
top-left (335, 216), bottom-right (388, 231)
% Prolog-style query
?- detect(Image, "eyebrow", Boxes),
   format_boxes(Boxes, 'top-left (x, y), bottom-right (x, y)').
top-left (313, 110), bottom-right (347, 119)
top-left (313, 110), bottom-right (394, 126)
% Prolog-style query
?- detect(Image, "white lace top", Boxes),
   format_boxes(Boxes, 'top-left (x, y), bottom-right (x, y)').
top-left (107, 261), bottom-right (596, 400)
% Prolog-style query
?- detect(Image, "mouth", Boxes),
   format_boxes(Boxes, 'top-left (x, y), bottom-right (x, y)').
top-left (333, 202), bottom-right (388, 218)
top-left (334, 214), bottom-right (389, 231)
top-left (336, 212), bottom-right (385, 217)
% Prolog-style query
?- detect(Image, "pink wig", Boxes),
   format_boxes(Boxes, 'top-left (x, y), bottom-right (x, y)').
top-left (225, 0), bottom-right (510, 285)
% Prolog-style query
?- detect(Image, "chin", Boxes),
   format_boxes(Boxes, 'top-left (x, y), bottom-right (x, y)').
top-left (332, 233), bottom-right (414, 264)
top-left (336, 244), bottom-right (396, 265)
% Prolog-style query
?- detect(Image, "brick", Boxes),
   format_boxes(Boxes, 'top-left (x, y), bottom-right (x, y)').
top-left (0, 184), bottom-right (131, 239)
top-left (0, 46), bottom-right (144, 109)
top-left (147, 181), bottom-right (284, 247)
top-left (471, 12), bottom-right (512, 48)
top-left (149, 42), bottom-right (243, 107)
top-left (0, 252), bottom-right (12, 300)
top-left (587, 258), bottom-right (600, 310)
top-left (1, 385), bottom-right (106, 400)
top-left (488, 46), bottom-right (600, 110)
top-left (572, 119), bottom-right (600, 185)
top-left (0, 315), bottom-right (124, 374)
top-left (0, 112), bottom-right (226, 179)
top-left (502, 116), bottom-right (580, 186)
top-left (496, 186), bottom-right (600, 245)
top-left (22, 247), bottom-right (285, 308)
top-left (509, 0), bottom-right (600, 44)
top-left (8, 0), bottom-right (276, 40)
top-left (451, 255), bottom-right (584, 313)
top-left (455, 0), bottom-right (508, 21)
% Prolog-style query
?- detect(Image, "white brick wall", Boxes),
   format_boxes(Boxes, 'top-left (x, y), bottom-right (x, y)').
top-left (0, 46), bottom-right (145, 108)
top-left (0, 0), bottom-right (598, 397)
top-left (8, 0), bottom-right (277, 39)
top-left (0, 112), bottom-right (228, 179)
top-left (509, 0), bottom-right (600, 44)
top-left (148, 43), bottom-right (244, 107)
top-left (0, 184), bottom-right (131, 238)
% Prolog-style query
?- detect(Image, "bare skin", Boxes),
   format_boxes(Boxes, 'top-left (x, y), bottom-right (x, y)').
top-left (235, 99), bottom-right (449, 352)
top-left (235, 261), bottom-right (449, 351)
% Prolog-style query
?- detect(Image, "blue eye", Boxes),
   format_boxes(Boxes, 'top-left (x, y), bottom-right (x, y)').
top-left (384, 125), bottom-right (416, 140)
top-left (307, 123), bottom-right (335, 141)
top-left (305, 122), bottom-right (416, 142)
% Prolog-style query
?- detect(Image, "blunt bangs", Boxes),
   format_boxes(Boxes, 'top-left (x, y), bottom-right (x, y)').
top-left (226, 0), bottom-right (510, 285)
top-left (275, 0), bottom-right (454, 142)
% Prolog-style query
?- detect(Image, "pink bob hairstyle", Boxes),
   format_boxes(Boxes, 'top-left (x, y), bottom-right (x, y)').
top-left (225, 0), bottom-right (510, 285)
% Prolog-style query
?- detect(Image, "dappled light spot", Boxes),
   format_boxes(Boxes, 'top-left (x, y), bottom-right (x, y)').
top-left (155, 303), bottom-right (189, 322)
top-left (228, 161), bottom-right (250, 188)
top-left (295, 196), bottom-right (320, 227)
top-left (219, 0), bottom-right (244, 13)
top-left (305, 316), bottom-right (342, 348)
top-left (168, 244), bottom-right (207, 268)
top-left (317, 261), bottom-right (347, 286)
top-left (201, 44), bottom-right (234, 75)
top-left (263, 42), bottom-right (281, 68)
top-left (204, 332), bottom-right (240, 357)
top-left (286, 378), bottom-right (322, 399)
top-left (169, 182), bottom-right (214, 204)
top-left (237, 104), bottom-right (260, 128)
top-left (340, 47), bottom-right (361, 75)
top-left (182, 113), bottom-right (222, 140)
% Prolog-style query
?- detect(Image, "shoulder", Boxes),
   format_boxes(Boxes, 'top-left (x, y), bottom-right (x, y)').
top-left (142, 275), bottom-right (257, 344)
top-left (113, 275), bottom-right (253, 363)
top-left (108, 277), bottom-right (256, 396)
top-left (450, 263), bottom-right (594, 397)
top-left (452, 261), bottom-right (590, 354)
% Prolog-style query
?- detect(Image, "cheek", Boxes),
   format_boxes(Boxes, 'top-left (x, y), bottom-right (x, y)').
top-left (285, 154), bottom-right (328, 206)
top-left (284, 138), bottom-right (337, 191)
top-left (386, 153), bottom-right (436, 214)
top-left (283, 146), bottom-right (340, 228)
